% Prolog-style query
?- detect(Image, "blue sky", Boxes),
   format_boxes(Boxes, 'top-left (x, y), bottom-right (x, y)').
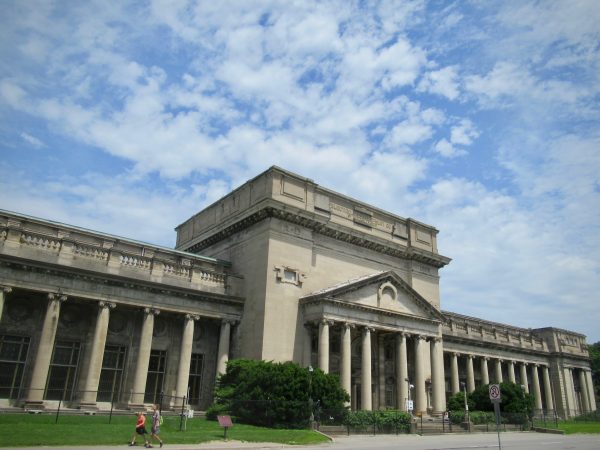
top-left (1, 1), bottom-right (599, 342)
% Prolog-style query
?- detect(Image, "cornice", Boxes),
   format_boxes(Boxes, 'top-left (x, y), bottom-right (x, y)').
top-left (301, 296), bottom-right (442, 326)
top-left (0, 257), bottom-right (245, 308)
top-left (441, 333), bottom-right (550, 357)
top-left (185, 205), bottom-right (451, 268)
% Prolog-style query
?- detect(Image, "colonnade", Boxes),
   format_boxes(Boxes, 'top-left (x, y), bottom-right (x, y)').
top-left (444, 352), bottom-right (596, 415)
top-left (445, 352), bottom-right (553, 410)
top-left (16, 291), bottom-right (233, 409)
top-left (309, 319), bottom-right (447, 413)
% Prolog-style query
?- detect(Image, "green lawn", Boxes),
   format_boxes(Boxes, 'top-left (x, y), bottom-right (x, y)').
top-left (0, 414), bottom-right (331, 447)
top-left (558, 421), bottom-right (600, 434)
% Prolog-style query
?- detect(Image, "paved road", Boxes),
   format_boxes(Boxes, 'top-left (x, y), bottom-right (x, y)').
top-left (2, 432), bottom-right (599, 450)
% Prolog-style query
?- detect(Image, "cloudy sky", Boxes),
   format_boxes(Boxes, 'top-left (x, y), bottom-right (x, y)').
top-left (1, 1), bottom-right (599, 342)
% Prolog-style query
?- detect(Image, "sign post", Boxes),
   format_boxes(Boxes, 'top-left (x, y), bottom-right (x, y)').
top-left (217, 415), bottom-right (233, 440)
top-left (489, 384), bottom-right (502, 450)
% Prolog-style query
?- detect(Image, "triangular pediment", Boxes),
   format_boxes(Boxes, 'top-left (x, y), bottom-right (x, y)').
top-left (301, 271), bottom-right (444, 321)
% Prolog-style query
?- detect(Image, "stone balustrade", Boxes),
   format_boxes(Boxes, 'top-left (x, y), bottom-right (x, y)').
top-left (0, 209), bottom-right (242, 296)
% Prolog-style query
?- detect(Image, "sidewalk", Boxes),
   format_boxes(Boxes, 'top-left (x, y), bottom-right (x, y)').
top-left (0, 440), bottom-right (301, 450)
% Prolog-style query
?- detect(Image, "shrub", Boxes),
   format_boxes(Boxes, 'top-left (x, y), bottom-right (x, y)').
top-left (208, 359), bottom-right (349, 429)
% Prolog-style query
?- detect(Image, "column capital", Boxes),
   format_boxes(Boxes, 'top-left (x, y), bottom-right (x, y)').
top-left (1, 286), bottom-right (12, 294)
top-left (185, 313), bottom-right (200, 321)
top-left (362, 326), bottom-right (374, 333)
top-left (320, 318), bottom-right (333, 326)
top-left (98, 301), bottom-right (116, 310)
top-left (496, 358), bottom-right (504, 363)
top-left (451, 351), bottom-right (460, 357)
top-left (342, 321), bottom-right (355, 330)
top-left (222, 318), bottom-right (238, 326)
top-left (48, 292), bottom-right (67, 302)
top-left (467, 354), bottom-right (474, 360)
top-left (143, 307), bottom-right (160, 316)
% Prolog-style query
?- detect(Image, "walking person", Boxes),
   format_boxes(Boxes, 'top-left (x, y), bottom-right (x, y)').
top-left (150, 404), bottom-right (164, 448)
top-left (129, 411), bottom-right (151, 447)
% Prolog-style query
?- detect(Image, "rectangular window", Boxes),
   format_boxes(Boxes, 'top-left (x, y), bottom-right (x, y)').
top-left (97, 345), bottom-right (126, 402)
top-left (0, 335), bottom-right (30, 399)
top-left (45, 341), bottom-right (81, 401)
top-left (188, 353), bottom-right (204, 406)
top-left (144, 350), bottom-right (166, 404)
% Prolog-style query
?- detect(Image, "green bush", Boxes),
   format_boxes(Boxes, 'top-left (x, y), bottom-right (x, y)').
top-left (447, 391), bottom-right (476, 411)
top-left (208, 359), bottom-right (349, 429)
top-left (342, 410), bottom-right (411, 432)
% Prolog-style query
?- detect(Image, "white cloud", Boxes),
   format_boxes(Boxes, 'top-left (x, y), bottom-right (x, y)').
top-left (417, 65), bottom-right (460, 100)
top-left (20, 132), bottom-right (45, 149)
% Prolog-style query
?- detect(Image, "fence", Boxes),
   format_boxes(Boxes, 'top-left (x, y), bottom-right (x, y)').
top-left (0, 387), bottom-right (199, 429)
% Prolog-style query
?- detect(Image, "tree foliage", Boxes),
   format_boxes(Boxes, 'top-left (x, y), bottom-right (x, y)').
top-left (588, 342), bottom-right (600, 398)
top-left (447, 382), bottom-right (534, 415)
top-left (446, 391), bottom-right (476, 411)
top-left (207, 359), bottom-right (349, 429)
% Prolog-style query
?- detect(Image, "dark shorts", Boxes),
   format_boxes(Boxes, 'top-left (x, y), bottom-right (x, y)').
top-left (136, 426), bottom-right (147, 435)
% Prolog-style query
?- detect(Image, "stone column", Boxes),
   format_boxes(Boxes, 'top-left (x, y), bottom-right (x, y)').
top-left (520, 363), bottom-right (529, 393)
top-left (340, 323), bottom-right (352, 405)
top-left (80, 301), bottom-right (115, 407)
top-left (303, 323), bottom-right (313, 367)
top-left (175, 314), bottom-right (198, 406)
top-left (466, 355), bottom-right (475, 393)
top-left (495, 359), bottom-right (503, 383)
top-left (361, 327), bottom-right (372, 411)
top-left (578, 369), bottom-right (590, 413)
top-left (531, 364), bottom-right (543, 410)
top-left (564, 367), bottom-right (576, 417)
top-left (377, 333), bottom-right (385, 409)
top-left (396, 333), bottom-right (408, 411)
top-left (542, 365), bottom-right (554, 412)
top-left (508, 360), bottom-right (516, 383)
top-left (216, 319), bottom-right (232, 376)
top-left (430, 338), bottom-right (446, 413)
top-left (480, 357), bottom-right (490, 385)
top-left (0, 286), bottom-right (12, 322)
top-left (26, 293), bottom-right (67, 407)
top-left (414, 335), bottom-right (426, 413)
top-left (450, 352), bottom-right (460, 394)
top-left (318, 319), bottom-right (330, 374)
top-left (585, 370), bottom-right (597, 412)
top-left (130, 307), bottom-right (159, 407)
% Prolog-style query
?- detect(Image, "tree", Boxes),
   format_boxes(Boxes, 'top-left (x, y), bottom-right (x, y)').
top-left (447, 391), bottom-right (475, 411)
top-left (207, 359), bottom-right (349, 428)
top-left (588, 341), bottom-right (600, 400)
top-left (469, 382), bottom-right (534, 415)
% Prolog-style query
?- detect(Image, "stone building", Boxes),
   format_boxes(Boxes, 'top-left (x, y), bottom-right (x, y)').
top-left (0, 166), bottom-right (596, 418)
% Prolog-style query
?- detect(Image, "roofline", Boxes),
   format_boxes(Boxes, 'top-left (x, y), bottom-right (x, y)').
top-left (175, 165), bottom-right (440, 233)
top-left (0, 208), bottom-right (231, 267)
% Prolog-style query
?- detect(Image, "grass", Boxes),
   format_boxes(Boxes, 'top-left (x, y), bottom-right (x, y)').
top-left (532, 418), bottom-right (600, 434)
top-left (0, 413), bottom-right (331, 447)
top-left (558, 421), bottom-right (600, 434)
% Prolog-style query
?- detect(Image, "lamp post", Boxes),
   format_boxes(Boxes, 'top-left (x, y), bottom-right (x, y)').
top-left (461, 381), bottom-right (469, 423)
top-left (405, 377), bottom-right (414, 414)
top-left (308, 366), bottom-right (314, 424)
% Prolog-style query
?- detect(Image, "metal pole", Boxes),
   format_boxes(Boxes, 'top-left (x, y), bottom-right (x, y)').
top-left (109, 387), bottom-right (115, 424)
top-left (55, 387), bottom-right (66, 424)
top-left (179, 395), bottom-right (186, 431)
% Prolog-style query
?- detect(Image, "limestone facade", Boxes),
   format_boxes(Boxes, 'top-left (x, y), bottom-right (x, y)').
top-left (0, 166), bottom-right (595, 417)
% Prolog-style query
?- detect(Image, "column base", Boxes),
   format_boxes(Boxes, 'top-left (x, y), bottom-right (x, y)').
top-left (23, 400), bottom-right (45, 411)
top-left (128, 402), bottom-right (147, 411)
top-left (76, 401), bottom-right (99, 410)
